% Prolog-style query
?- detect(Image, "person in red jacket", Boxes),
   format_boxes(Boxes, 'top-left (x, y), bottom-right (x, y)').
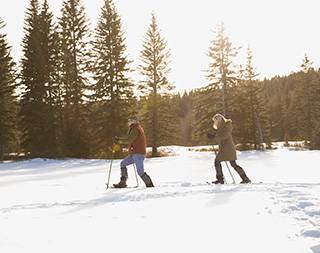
top-left (113, 117), bottom-right (154, 188)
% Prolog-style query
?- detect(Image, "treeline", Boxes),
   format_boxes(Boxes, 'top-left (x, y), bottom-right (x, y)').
top-left (1, 0), bottom-right (320, 160)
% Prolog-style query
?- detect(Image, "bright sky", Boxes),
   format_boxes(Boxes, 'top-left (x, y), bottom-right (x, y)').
top-left (1, 0), bottom-right (320, 92)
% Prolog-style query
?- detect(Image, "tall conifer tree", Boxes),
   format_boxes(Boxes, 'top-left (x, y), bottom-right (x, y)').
top-left (58, 0), bottom-right (91, 157)
top-left (38, 0), bottom-right (61, 156)
top-left (139, 14), bottom-right (174, 156)
top-left (0, 18), bottom-right (17, 160)
top-left (193, 23), bottom-right (238, 143)
top-left (207, 23), bottom-right (238, 117)
top-left (294, 54), bottom-right (317, 144)
top-left (90, 0), bottom-right (134, 156)
top-left (20, 0), bottom-right (60, 157)
top-left (242, 47), bottom-right (270, 149)
top-left (20, 0), bottom-right (47, 157)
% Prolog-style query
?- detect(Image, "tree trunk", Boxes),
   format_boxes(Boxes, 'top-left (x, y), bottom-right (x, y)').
top-left (254, 109), bottom-right (264, 150)
top-left (152, 90), bottom-right (158, 157)
top-left (0, 142), bottom-right (4, 161)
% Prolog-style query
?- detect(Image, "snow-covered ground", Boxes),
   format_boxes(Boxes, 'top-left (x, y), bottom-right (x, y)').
top-left (0, 145), bottom-right (319, 253)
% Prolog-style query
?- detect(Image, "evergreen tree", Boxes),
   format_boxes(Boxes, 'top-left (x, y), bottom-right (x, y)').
top-left (20, 0), bottom-right (61, 158)
top-left (278, 77), bottom-right (296, 145)
top-left (259, 65), bottom-right (320, 149)
top-left (20, 0), bottom-right (47, 157)
top-left (311, 121), bottom-right (320, 149)
top-left (294, 54), bottom-right (316, 144)
top-left (309, 71), bottom-right (320, 149)
top-left (139, 94), bottom-right (180, 150)
top-left (58, 0), bottom-right (92, 157)
top-left (49, 25), bottom-right (65, 156)
top-left (38, 0), bottom-right (61, 156)
top-left (139, 14), bottom-right (174, 156)
top-left (242, 47), bottom-right (270, 149)
top-left (206, 22), bottom-right (238, 117)
top-left (192, 86), bottom-right (221, 144)
top-left (90, 0), bottom-right (134, 157)
top-left (178, 91), bottom-right (193, 146)
top-left (193, 23), bottom-right (238, 144)
top-left (0, 18), bottom-right (17, 160)
top-left (232, 64), bottom-right (249, 145)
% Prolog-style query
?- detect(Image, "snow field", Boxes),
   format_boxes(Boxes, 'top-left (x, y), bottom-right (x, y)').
top-left (0, 145), bottom-right (319, 253)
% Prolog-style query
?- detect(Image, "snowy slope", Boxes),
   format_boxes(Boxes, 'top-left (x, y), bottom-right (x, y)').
top-left (0, 145), bottom-right (319, 253)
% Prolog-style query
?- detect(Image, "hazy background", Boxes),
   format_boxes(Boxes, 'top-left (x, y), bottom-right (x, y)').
top-left (1, 0), bottom-right (320, 91)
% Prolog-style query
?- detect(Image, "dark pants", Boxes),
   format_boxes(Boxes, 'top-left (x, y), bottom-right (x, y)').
top-left (214, 160), bottom-right (247, 179)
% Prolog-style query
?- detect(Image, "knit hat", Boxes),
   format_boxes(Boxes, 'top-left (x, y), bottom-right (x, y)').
top-left (128, 116), bottom-right (139, 126)
top-left (212, 113), bottom-right (225, 129)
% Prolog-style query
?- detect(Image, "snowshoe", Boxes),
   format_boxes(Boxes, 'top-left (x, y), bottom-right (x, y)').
top-left (239, 174), bottom-right (251, 184)
top-left (212, 176), bottom-right (224, 184)
top-left (113, 176), bottom-right (127, 188)
top-left (240, 178), bottom-right (251, 184)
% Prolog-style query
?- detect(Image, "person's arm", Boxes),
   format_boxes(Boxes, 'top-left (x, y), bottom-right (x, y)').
top-left (116, 127), bottom-right (140, 145)
top-left (212, 124), bottom-right (231, 143)
top-left (207, 129), bottom-right (217, 139)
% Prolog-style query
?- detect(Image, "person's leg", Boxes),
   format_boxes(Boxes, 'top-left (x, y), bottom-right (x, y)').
top-left (213, 160), bottom-right (224, 184)
top-left (133, 154), bottom-right (154, 187)
top-left (114, 155), bottom-right (134, 188)
top-left (230, 161), bottom-right (251, 183)
top-left (132, 154), bottom-right (145, 176)
top-left (120, 155), bottom-right (134, 178)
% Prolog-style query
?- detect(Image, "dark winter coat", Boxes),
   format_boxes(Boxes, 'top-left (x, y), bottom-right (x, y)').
top-left (212, 119), bottom-right (237, 162)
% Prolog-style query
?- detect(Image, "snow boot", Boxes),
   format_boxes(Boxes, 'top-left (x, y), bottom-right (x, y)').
top-left (113, 176), bottom-right (127, 188)
top-left (213, 176), bottom-right (224, 184)
top-left (240, 174), bottom-right (251, 184)
top-left (141, 173), bottom-right (154, 187)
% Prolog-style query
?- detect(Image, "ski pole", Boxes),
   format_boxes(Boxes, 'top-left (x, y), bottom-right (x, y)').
top-left (225, 162), bottom-right (236, 184)
top-left (105, 151), bottom-right (115, 189)
top-left (133, 163), bottom-right (139, 188)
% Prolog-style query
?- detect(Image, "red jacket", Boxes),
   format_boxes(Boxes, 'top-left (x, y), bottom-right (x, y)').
top-left (128, 124), bottom-right (147, 155)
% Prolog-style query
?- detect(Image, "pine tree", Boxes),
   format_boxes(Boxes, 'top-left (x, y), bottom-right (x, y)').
top-left (38, 0), bottom-right (61, 156)
top-left (206, 23), bottom-right (238, 117)
top-left (58, 0), bottom-right (92, 157)
top-left (309, 71), bottom-right (320, 149)
top-left (242, 47), bottom-right (270, 149)
top-left (192, 86), bottom-right (221, 144)
top-left (294, 54), bottom-right (315, 144)
top-left (278, 77), bottom-right (297, 145)
top-left (192, 23), bottom-right (238, 144)
top-left (139, 14), bottom-right (174, 156)
top-left (232, 64), bottom-right (249, 146)
top-left (90, 0), bottom-right (134, 157)
top-left (178, 91), bottom-right (193, 146)
top-left (20, 0), bottom-right (47, 157)
top-left (139, 94), bottom-right (180, 149)
top-left (20, 0), bottom-right (61, 158)
top-left (0, 18), bottom-right (17, 160)
top-left (49, 25), bottom-right (64, 156)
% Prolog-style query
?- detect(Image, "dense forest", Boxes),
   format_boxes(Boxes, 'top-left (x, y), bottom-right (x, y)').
top-left (1, 0), bottom-right (320, 160)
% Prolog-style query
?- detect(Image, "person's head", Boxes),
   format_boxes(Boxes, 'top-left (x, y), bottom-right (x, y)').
top-left (212, 113), bottom-right (226, 130)
top-left (128, 116), bottom-right (139, 127)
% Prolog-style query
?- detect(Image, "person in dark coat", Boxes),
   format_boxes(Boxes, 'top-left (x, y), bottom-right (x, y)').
top-left (207, 114), bottom-right (251, 184)
top-left (113, 117), bottom-right (154, 188)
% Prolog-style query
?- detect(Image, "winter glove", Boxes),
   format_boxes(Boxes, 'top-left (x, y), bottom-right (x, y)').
top-left (112, 143), bottom-right (121, 153)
